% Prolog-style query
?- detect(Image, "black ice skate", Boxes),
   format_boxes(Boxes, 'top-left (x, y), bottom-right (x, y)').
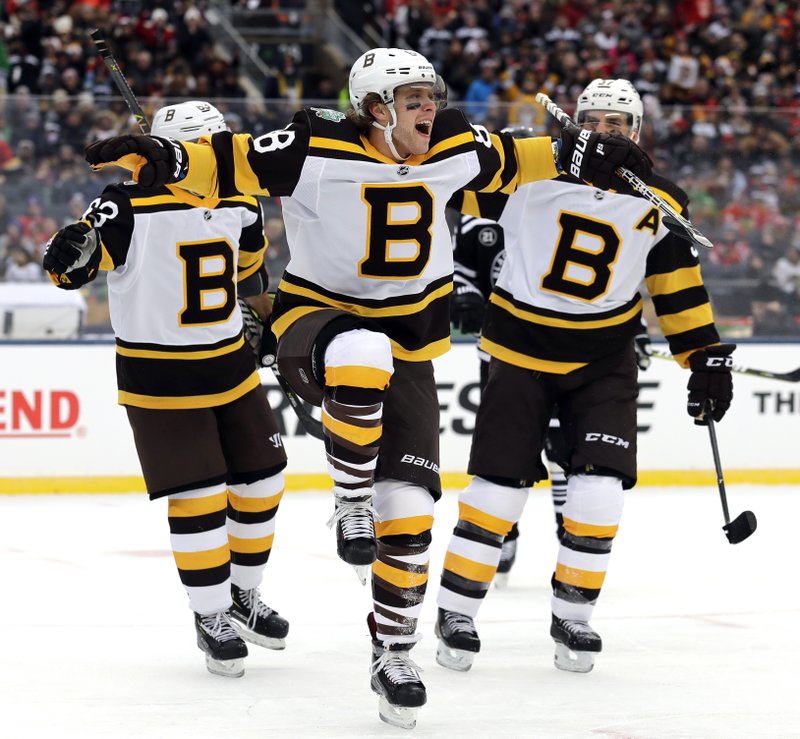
top-left (494, 538), bottom-right (518, 588)
top-left (194, 610), bottom-right (248, 678)
top-left (550, 614), bottom-right (602, 673)
top-left (327, 491), bottom-right (377, 584)
top-left (434, 608), bottom-right (480, 671)
top-left (230, 585), bottom-right (289, 650)
top-left (368, 614), bottom-right (426, 730)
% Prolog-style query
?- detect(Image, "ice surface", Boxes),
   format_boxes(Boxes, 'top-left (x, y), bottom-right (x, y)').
top-left (1, 485), bottom-right (797, 738)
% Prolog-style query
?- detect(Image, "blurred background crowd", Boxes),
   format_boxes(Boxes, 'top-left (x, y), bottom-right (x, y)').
top-left (1, 0), bottom-right (799, 338)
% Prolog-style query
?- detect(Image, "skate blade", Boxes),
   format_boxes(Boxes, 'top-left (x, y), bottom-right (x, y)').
top-left (205, 655), bottom-right (245, 678)
top-left (435, 641), bottom-right (475, 672)
top-left (353, 564), bottom-right (371, 585)
top-left (232, 624), bottom-right (286, 651)
top-left (553, 643), bottom-right (595, 673)
top-left (494, 571), bottom-right (510, 589)
top-left (378, 696), bottom-right (418, 730)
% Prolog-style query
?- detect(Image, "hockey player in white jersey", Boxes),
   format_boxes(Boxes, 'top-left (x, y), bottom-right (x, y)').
top-left (83, 52), bottom-right (653, 729)
top-left (435, 79), bottom-right (735, 675)
top-left (43, 102), bottom-right (289, 680)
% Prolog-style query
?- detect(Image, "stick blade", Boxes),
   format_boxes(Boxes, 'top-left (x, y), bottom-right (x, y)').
top-left (662, 214), bottom-right (713, 248)
top-left (723, 510), bottom-right (757, 544)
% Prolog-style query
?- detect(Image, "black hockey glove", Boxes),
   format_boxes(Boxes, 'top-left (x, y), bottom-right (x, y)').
top-left (687, 344), bottom-right (736, 425)
top-left (85, 135), bottom-right (187, 188)
top-left (559, 128), bottom-right (652, 191)
top-left (238, 297), bottom-right (277, 368)
top-left (42, 222), bottom-right (101, 289)
top-left (451, 281), bottom-right (486, 334)
top-left (634, 328), bottom-right (652, 371)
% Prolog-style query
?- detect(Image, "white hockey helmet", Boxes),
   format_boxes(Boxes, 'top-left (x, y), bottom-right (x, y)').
top-left (349, 48), bottom-right (442, 160)
top-left (151, 100), bottom-right (229, 141)
top-left (349, 48), bottom-right (438, 113)
top-left (575, 79), bottom-right (643, 142)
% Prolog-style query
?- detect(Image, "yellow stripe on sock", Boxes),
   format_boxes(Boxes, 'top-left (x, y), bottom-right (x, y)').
top-left (228, 534), bottom-right (274, 555)
top-left (443, 551), bottom-right (498, 583)
top-left (458, 502), bottom-right (513, 537)
top-left (173, 543), bottom-right (229, 570)
top-left (372, 560), bottom-right (428, 589)
top-left (562, 516), bottom-right (618, 538)
top-left (375, 515), bottom-right (434, 538)
top-left (228, 490), bottom-right (284, 514)
top-left (168, 492), bottom-right (227, 517)
top-left (322, 411), bottom-right (382, 446)
top-left (555, 563), bottom-right (607, 590)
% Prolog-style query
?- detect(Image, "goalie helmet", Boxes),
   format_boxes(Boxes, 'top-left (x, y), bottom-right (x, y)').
top-left (575, 79), bottom-right (643, 142)
top-left (151, 101), bottom-right (229, 141)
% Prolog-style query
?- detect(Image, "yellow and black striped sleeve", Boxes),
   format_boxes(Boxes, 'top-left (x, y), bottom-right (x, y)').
top-left (179, 112), bottom-right (311, 199)
top-left (644, 178), bottom-right (720, 367)
top-left (236, 197), bottom-right (267, 284)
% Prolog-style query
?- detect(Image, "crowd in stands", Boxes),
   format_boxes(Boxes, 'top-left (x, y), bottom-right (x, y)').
top-left (1, 0), bottom-right (799, 337)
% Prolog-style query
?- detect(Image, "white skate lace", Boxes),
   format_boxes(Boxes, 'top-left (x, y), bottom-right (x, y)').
top-left (326, 496), bottom-right (377, 540)
top-left (561, 619), bottom-right (593, 636)
top-left (200, 612), bottom-right (240, 643)
top-left (371, 650), bottom-right (424, 685)
top-left (443, 611), bottom-right (477, 635)
top-left (237, 587), bottom-right (275, 630)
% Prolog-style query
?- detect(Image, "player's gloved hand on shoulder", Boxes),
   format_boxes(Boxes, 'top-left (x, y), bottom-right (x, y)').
top-left (687, 344), bottom-right (736, 425)
top-left (451, 281), bottom-right (486, 334)
top-left (42, 222), bottom-right (101, 288)
top-left (559, 128), bottom-right (652, 191)
top-left (85, 135), bottom-right (187, 188)
top-left (238, 297), bottom-right (277, 368)
top-left (634, 329), bottom-right (652, 371)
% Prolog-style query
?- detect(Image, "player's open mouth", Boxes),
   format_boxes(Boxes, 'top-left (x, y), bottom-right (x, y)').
top-left (415, 120), bottom-right (433, 138)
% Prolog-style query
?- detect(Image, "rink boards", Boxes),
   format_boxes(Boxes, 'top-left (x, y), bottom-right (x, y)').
top-left (1, 340), bottom-right (798, 492)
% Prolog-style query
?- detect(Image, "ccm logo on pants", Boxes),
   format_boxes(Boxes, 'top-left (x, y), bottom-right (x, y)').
top-left (584, 432), bottom-right (630, 449)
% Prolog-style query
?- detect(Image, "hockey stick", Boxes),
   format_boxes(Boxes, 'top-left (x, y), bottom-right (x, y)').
top-left (89, 29), bottom-right (150, 134)
top-left (534, 92), bottom-right (713, 249)
top-left (705, 412), bottom-right (757, 544)
top-left (651, 348), bottom-right (800, 383)
top-left (89, 28), bottom-right (325, 441)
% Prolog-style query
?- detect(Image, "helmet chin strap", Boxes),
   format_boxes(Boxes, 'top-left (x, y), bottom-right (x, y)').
top-left (372, 104), bottom-right (409, 161)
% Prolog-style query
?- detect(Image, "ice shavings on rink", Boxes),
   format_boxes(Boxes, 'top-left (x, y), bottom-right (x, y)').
top-left (1, 485), bottom-right (797, 739)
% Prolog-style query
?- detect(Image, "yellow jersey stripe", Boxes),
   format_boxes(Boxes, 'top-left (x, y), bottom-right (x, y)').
top-left (659, 304), bottom-right (716, 339)
top-left (514, 137), bottom-right (559, 186)
top-left (457, 501), bottom-right (513, 537)
top-left (443, 551), bottom-right (498, 583)
top-left (271, 305), bottom-right (327, 339)
top-left (375, 515), bottom-right (435, 538)
top-left (115, 336), bottom-right (245, 360)
top-left (325, 365), bottom-right (392, 389)
top-left (277, 279), bottom-right (453, 318)
top-left (555, 563), bottom-right (607, 590)
top-left (563, 516), bottom-right (619, 538)
top-left (645, 265), bottom-right (704, 296)
top-left (173, 544), bottom-right (229, 570)
top-left (118, 373), bottom-right (260, 409)
top-left (389, 336), bottom-right (450, 361)
top-left (480, 338), bottom-right (587, 373)
top-left (372, 560), bottom-right (429, 589)
top-left (168, 491), bottom-right (228, 517)
top-left (169, 140), bottom-right (220, 198)
top-left (489, 292), bottom-right (643, 329)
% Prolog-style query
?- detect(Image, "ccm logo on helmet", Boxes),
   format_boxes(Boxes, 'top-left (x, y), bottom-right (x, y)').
top-left (584, 432), bottom-right (630, 448)
top-left (569, 129), bottom-right (593, 179)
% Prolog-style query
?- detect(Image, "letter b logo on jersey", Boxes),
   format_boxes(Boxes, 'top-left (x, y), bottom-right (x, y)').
top-left (177, 239), bottom-right (236, 325)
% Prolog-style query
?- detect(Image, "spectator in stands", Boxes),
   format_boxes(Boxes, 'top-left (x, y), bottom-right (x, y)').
top-left (463, 57), bottom-right (500, 122)
top-left (772, 245), bottom-right (800, 306)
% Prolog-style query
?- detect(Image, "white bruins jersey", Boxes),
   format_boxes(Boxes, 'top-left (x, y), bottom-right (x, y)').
top-left (81, 182), bottom-right (266, 408)
top-left (468, 174), bottom-right (720, 373)
top-left (176, 107), bottom-right (559, 360)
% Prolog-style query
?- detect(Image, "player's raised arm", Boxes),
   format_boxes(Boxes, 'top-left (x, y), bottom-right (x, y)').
top-left (85, 115), bottom-right (310, 199)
